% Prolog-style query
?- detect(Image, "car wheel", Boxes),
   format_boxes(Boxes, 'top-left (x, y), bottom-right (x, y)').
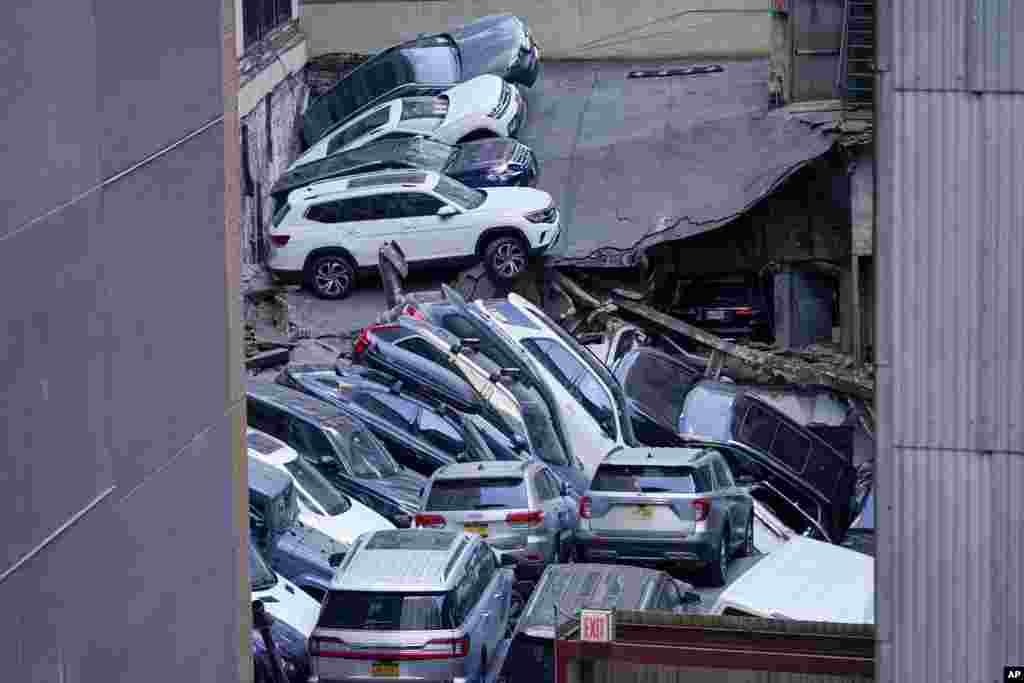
top-left (705, 526), bottom-right (729, 587)
top-left (739, 514), bottom-right (755, 557)
top-left (305, 253), bottom-right (355, 300)
top-left (483, 235), bottom-right (529, 281)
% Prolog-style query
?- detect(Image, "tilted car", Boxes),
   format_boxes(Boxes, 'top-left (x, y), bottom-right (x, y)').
top-left (248, 458), bottom-right (349, 601)
top-left (276, 364), bottom-right (498, 477)
top-left (293, 75), bottom-right (525, 171)
top-left (388, 286), bottom-right (638, 478)
top-left (268, 170), bottom-right (560, 299)
top-left (249, 543), bottom-right (320, 639)
top-left (416, 460), bottom-right (577, 579)
top-left (271, 138), bottom-right (538, 220)
top-left (247, 380), bottom-right (426, 528)
top-left (351, 316), bottom-right (589, 495)
top-left (301, 14), bottom-right (540, 147)
top-left (575, 445), bottom-right (755, 586)
top-left (247, 428), bottom-right (395, 545)
top-left (667, 274), bottom-right (773, 342)
top-left (309, 530), bottom-right (516, 683)
top-left (501, 563), bottom-right (700, 683)
top-left (251, 610), bottom-right (313, 683)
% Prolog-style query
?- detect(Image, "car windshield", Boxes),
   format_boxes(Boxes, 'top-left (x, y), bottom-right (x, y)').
top-left (678, 384), bottom-right (737, 441)
top-left (426, 477), bottom-right (528, 510)
top-left (403, 137), bottom-right (457, 170)
top-left (458, 413), bottom-right (498, 461)
top-left (434, 175), bottom-right (486, 209)
top-left (591, 464), bottom-right (696, 494)
top-left (249, 546), bottom-right (277, 592)
top-left (284, 458), bottom-right (351, 517)
top-left (318, 590), bottom-right (452, 631)
top-left (334, 427), bottom-right (401, 478)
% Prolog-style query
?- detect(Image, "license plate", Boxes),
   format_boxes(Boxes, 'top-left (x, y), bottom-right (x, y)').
top-left (371, 662), bottom-right (399, 677)
top-left (633, 506), bottom-right (654, 519)
top-left (465, 524), bottom-right (489, 537)
top-left (704, 310), bottom-right (727, 321)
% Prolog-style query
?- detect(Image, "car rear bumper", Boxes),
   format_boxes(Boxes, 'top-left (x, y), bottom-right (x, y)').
top-left (269, 268), bottom-right (304, 286)
top-left (574, 530), bottom-right (716, 567)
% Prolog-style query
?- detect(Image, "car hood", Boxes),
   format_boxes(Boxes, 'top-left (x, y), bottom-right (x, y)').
top-left (299, 499), bottom-right (395, 546)
top-left (477, 186), bottom-right (551, 214)
top-left (444, 74), bottom-right (504, 120)
top-left (447, 138), bottom-right (523, 173)
top-left (253, 573), bottom-right (321, 637)
top-left (363, 469), bottom-right (425, 511)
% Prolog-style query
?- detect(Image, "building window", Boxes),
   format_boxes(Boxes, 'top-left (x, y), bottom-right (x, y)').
top-left (243, 0), bottom-right (293, 49)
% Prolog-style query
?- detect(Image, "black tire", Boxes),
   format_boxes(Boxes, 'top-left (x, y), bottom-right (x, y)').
top-left (738, 513), bottom-right (755, 557)
top-left (483, 235), bottom-right (529, 282)
top-left (705, 526), bottom-right (729, 588)
top-left (304, 252), bottom-right (356, 300)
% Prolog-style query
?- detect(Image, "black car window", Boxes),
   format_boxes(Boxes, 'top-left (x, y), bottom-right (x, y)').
top-left (305, 199), bottom-right (347, 224)
top-left (737, 402), bottom-right (780, 453)
top-left (247, 398), bottom-right (290, 441)
top-left (318, 590), bottom-right (451, 631)
top-left (426, 477), bottom-right (527, 511)
top-left (376, 131), bottom-right (419, 142)
top-left (325, 107), bottom-right (391, 156)
top-left (591, 465), bottom-right (696, 494)
top-left (575, 371), bottom-right (617, 439)
top-left (397, 192), bottom-right (446, 217)
top-left (354, 392), bottom-right (419, 429)
top-left (345, 427), bottom-right (401, 478)
top-left (711, 458), bottom-right (734, 489)
top-left (417, 410), bottom-right (465, 454)
top-left (770, 422), bottom-right (811, 474)
top-left (522, 338), bottom-right (584, 390)
top-left (397, 336), bottom-right (452, 367)
top-left (287, 418), bottom-right (336, 462)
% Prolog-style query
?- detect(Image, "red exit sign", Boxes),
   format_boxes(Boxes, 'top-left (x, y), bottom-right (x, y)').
top-left (772, 0), bottom-right (787, 11)
top-left (580, 609), bottom-right (615, 643)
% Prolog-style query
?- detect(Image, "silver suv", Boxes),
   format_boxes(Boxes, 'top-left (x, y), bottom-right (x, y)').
top-left (310, 529), bottom-right (514, 683)
top-left (416, 460), bottom-right (578, 579)
top-left (575, 446), bottom-right (754, 586)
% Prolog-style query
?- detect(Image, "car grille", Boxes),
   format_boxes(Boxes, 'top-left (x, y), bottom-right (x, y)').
top-left (491, 83), bottom-right (513, 118)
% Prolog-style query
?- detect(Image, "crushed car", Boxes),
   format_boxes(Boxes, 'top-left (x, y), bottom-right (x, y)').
top-left (500, 563), bottom-right (701, 683)
top-left (248, 457), bottom-right (349, 602)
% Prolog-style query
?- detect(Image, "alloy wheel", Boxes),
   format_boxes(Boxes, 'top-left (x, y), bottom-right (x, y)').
top-left (491, 240), bottom-right (526, 278)
top-left (314, 258), bottom-right (352, 298)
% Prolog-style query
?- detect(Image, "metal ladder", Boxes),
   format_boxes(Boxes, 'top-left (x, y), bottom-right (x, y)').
top-left (839, 0), bottom-right (875, 109)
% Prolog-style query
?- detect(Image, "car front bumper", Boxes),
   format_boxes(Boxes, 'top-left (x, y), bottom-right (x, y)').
top-left (574, 530), bottom-right (716, 568)
top-left (529, 214), bottom-right (560, 255)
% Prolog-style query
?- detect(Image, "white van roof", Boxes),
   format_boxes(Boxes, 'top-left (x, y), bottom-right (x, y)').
top-left (711, 535), bottom-right (873, 624)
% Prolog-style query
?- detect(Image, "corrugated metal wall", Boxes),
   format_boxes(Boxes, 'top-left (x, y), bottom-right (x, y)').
top-left (877, 0), bottom-right (1024, 680)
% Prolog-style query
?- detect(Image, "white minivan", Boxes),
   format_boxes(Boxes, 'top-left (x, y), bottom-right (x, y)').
top-left (247, 428), bottom-right (394, 545)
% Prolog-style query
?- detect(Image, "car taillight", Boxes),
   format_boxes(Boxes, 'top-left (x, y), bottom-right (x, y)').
top-left (691, 499), bottom-right (710, 522)
top-left (403, 304), bottom-right (425, 321)
top-left (415, 513), bottom-right (446, 529)
top-left (353, 329), bottom-right (371, 355)
top-left (270, 235), bottom-right (290, 247)
top-left (311, 636), bottom-right (469, 660)
top-left (506, 510), bottom-right (544, 528)
top-left (579, 496), bottom-right (592, 519)
top-left (734, 307), bottom-right (755, 316)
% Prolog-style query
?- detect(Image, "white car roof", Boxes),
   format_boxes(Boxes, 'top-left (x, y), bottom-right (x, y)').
top-left (246, 428), bottom-right (299, 467)
top-left (287, 169), bottom-right (440, 205)
top-left (712, 535), bottom-right (874, 624)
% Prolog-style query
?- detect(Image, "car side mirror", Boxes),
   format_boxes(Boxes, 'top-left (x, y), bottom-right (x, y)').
top-left (437, 205), bottom-right (459, 218)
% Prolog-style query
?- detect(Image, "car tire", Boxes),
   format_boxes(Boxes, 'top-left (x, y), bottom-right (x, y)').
top-left (738, 514), bottom-right (755, 557)
top-left (705, 526), bottom-right (729, 588)
top-left (304, 253), bottom-right (356, 300)
top-left (483, 235), bottom-right (529, 281)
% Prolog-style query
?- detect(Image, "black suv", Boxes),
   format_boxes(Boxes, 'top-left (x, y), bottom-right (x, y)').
top-left (670, 275), bottom-right (772, 342)
top-left (246, 380), bottom-right (425, 528)
top-left (276, 364), bottom-right (498, 477)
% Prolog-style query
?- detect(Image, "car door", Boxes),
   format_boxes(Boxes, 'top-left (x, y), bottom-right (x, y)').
top-left (301, 196), bottom-right (379, 266)
top-left (473, 545), bottom-right (506, 669)
top-left (544, 469), bottom-right (576, 544)
top-left (385, 191), bottom-right (448, 261)
top-left (711, 456), bottom-right (741, 551)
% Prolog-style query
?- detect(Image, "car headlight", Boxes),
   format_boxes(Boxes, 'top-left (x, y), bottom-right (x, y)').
top-left (525, 206), bottom-right (557, 223)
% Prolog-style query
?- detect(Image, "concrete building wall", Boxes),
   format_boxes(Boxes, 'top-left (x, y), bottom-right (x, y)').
top-left (301, 0), bottom-right (771, 61)
top-left (1, 1), bottom-right (245, 682)
top-left (876, 0), bottom-right (1024, 680)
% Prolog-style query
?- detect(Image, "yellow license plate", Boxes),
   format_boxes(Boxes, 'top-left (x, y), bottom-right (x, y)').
top-left (634, 506), bottom-right (654, 519)
top-left (371, 662), bottom-right (400, 677)
top-left (464, 524), bottom-right (489, 537)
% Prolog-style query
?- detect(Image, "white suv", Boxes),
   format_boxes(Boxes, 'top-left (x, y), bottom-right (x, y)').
top-left (267, 170), bottom-right (561, 299)
top-left (291, 74), bottom-right (525, 169)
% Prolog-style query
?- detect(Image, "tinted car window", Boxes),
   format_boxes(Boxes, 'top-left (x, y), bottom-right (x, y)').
top-left (326, 107), bottom-right (391, 156)
top-left (284, 457), bottom-right (351, 516)
top-left (770, 422), bottom-right (811, 473)
top-left (576, 371), bottom-right (616, 438)
top-left (305, 200), bottom-right (347, 224)
top-left (523, 338), bottom-right (583, 389)
top-left (426, 477), bottom-right (528, 510)
top-left (318, 591), bottom-right (450, 630)
top-left (346, 427), bottom-right (401, 478)
top-left (401, 193), bottom-right (446, 217)
top-left (355, 393), bottom-right (419, 429)
top-left (397, 336), bottom-right (452, 367)
top-left (418, 410), bottom-right (465, 453)
top-left (247, 398), bottom-right (290, 441)
top-left (341, 196), bottom-right (385, 222)
top-left (591, 465), bottom-right (696, 494)
top-left (737, 402), bottom-right (780, 453)
top-left (288, 418), bottom-right (336, 462)
top-left (678, 383), bottom-right (736, 441)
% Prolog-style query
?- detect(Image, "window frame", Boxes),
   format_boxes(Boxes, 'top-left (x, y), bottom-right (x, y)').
top-left (242, 0), bottom-right (294, 50)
